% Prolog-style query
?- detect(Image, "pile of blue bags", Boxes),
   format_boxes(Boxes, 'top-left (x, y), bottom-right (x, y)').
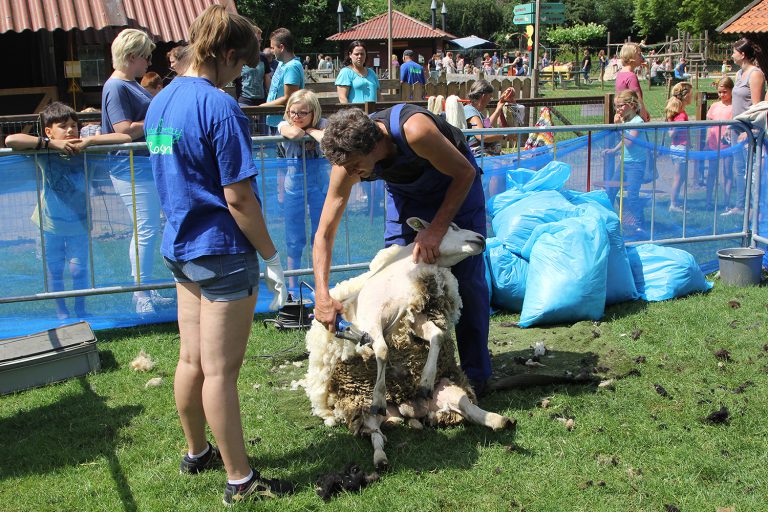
top-left (485, 161), bottom-right (713, 327)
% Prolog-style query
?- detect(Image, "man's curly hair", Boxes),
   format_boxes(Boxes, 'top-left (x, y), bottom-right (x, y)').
top-left (321, 108), bottom-right (383, 165)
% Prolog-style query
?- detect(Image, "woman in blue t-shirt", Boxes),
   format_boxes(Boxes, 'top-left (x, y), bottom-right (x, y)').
top-left (102, 28), bottom-right (169, 314)
top-left (144, 5), bottom-right (292, 505)
top-left (335, 40), bottom-right (380, 104)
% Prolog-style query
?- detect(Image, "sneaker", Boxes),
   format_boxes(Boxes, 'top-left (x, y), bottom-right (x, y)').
top-left (179, 443), bottom-right (221, 474)
top-left (668, 205), bottom-right (688, 213)
top-left (223, 469), bottom-right (295, 505)
top-left (135, 296), bottom-right (156, 315)
top-left (150, 290), bottom-right (175, 308)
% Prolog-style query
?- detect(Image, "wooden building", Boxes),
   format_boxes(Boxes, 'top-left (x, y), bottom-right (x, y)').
top-left (717, 0), bottom-right (768, 74)
top-left (0, 0), bottom-right (236, 114)
top-left (327, 10), bottom-right (455, 74)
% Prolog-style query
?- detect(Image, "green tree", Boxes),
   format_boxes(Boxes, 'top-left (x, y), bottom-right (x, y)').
top-left (399, 0), bottom-right (503, 40)
top-left (677, 0), bottom-right (753, 36)
top-left (633, 0), bottom-right (681, 38)
top-left (544, 22), bottom-right (607, 57)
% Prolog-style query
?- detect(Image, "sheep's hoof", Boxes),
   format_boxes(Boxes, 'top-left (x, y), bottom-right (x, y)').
top-left (416, 386), bottom-right (433, 399)
top-left (370, 405), bottom-right (387, 416)
top-left (497, 416), bottom-right (517, 431)
top-left (374, 456), bottom-right (389, 473)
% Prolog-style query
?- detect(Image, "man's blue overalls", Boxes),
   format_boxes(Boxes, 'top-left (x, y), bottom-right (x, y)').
top-left (374, 104), bottom-right (491, 383)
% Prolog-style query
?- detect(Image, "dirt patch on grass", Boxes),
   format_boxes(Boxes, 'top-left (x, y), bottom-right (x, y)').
top-left (488, 320), bottom-right (634, 391)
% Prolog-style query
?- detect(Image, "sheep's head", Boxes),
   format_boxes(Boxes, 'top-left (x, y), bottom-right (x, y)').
top-left (406, 217), bottom-right (485, 267)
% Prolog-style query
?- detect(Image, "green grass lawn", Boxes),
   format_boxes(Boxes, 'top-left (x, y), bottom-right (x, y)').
top-left (2, 277), bottom-right (767, 511)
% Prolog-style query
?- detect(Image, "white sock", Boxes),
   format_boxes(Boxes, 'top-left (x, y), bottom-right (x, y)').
top-left (188, 443), bottom-right (210, 460)
top-left (228, 470), bottom-right (253, 486)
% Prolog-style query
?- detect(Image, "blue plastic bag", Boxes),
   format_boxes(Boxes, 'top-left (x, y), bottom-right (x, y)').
top-left (570, 193), bottom-right (639, 305)
top-left (492, 190), bottom-right (580, 256)
top-left (505, 160), bottom-right (571, 192)
top-left (489, 161), bottom-right (572, 218)
top-left (485, 237), bottom-right (528, 312)
top-left (487, 188), bottom-right (533, 219)
top-left (626, 244), bottom-right (713, 301)
top-left (560, 189), bottom-right (614, 211)
top-left (519, 216), bottom-right (609, 327)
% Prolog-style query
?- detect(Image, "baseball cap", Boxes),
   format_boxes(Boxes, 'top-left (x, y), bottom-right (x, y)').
top-left (403, 49), bottom-right (413, 58)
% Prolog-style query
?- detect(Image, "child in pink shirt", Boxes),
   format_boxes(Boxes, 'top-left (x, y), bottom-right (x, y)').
top-left (705, 77), bottom-right (734, 212)
top-left (665, 82), bottom-right (693, 212)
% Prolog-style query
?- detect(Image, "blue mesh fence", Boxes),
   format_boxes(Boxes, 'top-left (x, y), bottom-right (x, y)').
top-left (0, 120), bottom-right (759, 338)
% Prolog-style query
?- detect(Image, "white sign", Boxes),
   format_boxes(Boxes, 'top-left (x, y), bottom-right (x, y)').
top-left (373, 57), bottom-right (380, 67)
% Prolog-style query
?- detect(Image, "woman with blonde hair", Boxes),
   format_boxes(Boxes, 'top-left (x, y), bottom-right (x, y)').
top-left (706, 77), bottom-right (734, 213)
top-left (101, 28), bottom-right (171, 314)
top-left (665, 82), bottom-right (694, 212)
top-left (277, 89), bottom-right (328, 287)
top-left (603, 89), bottom-right (648, 234)
top-left (145, 4), bottom-right (292, 505)
top-left (615, 43), bottom-right (650, 121)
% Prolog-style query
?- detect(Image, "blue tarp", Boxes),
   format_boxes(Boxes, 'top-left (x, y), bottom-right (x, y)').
top-left (0, 124), bottom-right (753, 337)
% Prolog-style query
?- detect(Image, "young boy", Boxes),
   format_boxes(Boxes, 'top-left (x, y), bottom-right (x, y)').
top-left (5, 102), bottom-right (131, 319)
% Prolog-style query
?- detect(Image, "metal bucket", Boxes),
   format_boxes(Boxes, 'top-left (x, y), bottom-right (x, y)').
top-left (717, 248), bottom-right (765, 286)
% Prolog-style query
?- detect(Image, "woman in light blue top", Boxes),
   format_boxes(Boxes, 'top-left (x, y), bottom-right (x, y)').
top-left (603, 90), bottom-right (648, 235)
top-left (335, 40), bottom-right (380, 104)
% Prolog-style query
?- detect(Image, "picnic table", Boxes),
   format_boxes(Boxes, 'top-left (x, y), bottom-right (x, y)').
top-left (538, 65), bottom-right (576, 87)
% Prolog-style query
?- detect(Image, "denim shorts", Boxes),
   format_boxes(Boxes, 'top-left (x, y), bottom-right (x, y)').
top-left (163, 253), bottom-right (260, 302)
top-left (670, 144), bottom-right (687, 164)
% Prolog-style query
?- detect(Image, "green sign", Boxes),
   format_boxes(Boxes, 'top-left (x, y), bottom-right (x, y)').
top-left (541, 13), bottom-right (566, 24)
top-left (513, 3), bottom-right (535, 15)
top-left (540, 3), bottom-right (566, 14)
top-left (513, 13), bottom-right (534, 25)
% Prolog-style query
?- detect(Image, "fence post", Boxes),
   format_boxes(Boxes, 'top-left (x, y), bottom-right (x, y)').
top-left (604, 93), bottom-right (614, 124)
top-left (694, 91), bottom-right (707, 121)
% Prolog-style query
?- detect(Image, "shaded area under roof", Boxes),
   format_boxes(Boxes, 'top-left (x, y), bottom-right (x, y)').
top-left (0, 0), bottom-right (237, 43)
top-left (327, 10), bottom-right (455, 41)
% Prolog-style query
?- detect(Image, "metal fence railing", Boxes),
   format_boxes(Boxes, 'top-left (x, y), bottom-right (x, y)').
top-left (0, 117), bottom-right (763, 336)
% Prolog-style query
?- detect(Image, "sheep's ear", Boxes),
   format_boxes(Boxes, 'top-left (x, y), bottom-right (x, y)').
top-left (406, 217), bottom-right (430, 232)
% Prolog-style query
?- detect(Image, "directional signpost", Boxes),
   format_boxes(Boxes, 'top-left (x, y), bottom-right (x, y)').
top-left (513, 13), bottom-right (534, 25)
top-left (540, 2), bottom-right (565, 14)
top-left (540, 13), bottom-right (565, 24)
top-left (513, 3), bottom-right (534, 14)
top-left (513, 3), bottom-right (565, 25)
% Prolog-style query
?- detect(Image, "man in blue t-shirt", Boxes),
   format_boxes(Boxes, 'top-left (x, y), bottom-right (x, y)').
top-left (674, 58), bottom-right (691, 80)
top-left (399, 49), bottom-right (426, 85)
top-left (262, 28), bottom-right (305, 131)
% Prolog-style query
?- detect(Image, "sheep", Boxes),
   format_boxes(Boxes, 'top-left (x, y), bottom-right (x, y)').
top-left (304, 217), bottom-right (516, 470)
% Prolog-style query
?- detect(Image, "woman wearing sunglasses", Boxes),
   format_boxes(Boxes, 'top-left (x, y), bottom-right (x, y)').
top-left (102, 29), bottom-right (170, 315)
top-left (277, 90), bottom-right (328, 288)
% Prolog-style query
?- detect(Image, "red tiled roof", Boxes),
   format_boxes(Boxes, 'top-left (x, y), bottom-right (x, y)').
top-left (717, 0), bottom-right (768, 33)
top-left (0, 0), bottom-right (237, 42)
top-left (328, 10), bottom-right (455, 41)
top-left (0, 0), bottom-right (126, 33)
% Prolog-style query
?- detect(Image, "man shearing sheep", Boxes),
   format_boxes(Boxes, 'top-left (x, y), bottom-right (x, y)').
top-left (312, 104), bottom-right (491, 394)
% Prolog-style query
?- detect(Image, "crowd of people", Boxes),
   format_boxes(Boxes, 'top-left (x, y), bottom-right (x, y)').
top-left (604, 37), bottom-right (765, 233)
